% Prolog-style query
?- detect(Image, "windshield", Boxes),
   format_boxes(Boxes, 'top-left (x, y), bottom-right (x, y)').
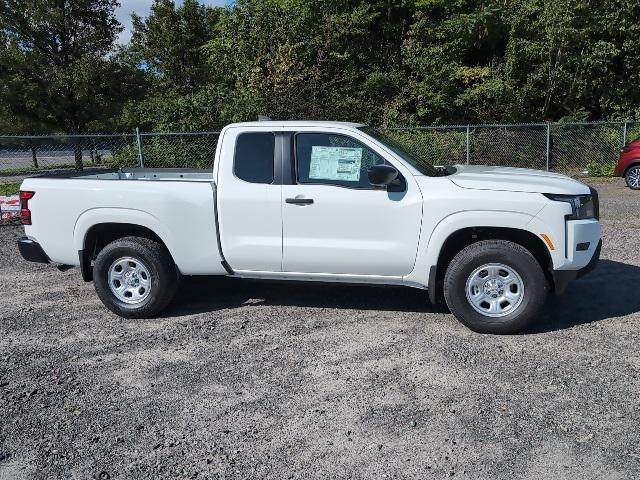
top-left (359, 127), bottom-right (438, 177)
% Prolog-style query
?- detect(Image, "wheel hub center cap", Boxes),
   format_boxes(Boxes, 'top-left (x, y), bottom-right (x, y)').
top-left (124, 271), bottom-right (140, 287)
top-left (483, 279), bottom-right (505, 298)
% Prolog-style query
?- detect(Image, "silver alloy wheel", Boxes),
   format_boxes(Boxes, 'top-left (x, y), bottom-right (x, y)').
top-left (465, 263), bottom-right (525, 318)
top-left (108, 256), bottom-right (152, 304)
top-left (628, 167), bottom-right (640, 188)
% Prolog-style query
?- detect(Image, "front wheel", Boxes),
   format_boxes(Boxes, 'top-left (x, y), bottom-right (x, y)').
top-left (93, 236), bottom-right (178, 318)
top-left (443, 240), bottom-right (548, 334)
top-left (625, 165), bottom-right (640, 190)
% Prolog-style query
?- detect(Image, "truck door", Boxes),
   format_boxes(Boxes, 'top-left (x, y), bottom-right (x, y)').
top-left (281, 131), bottom-right (423, 277)
top-left (216, 128), bottom-right (282, 271)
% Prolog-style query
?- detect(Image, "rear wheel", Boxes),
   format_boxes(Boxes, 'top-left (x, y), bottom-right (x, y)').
top-left (625, 165), bottom-right (640, 189)
top-left (93, 236), bottom-right (178, 318)
top-left (443, 240), bottom-right (548, 334)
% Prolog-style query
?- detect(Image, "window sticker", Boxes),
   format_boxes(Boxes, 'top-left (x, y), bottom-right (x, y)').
top-left (309, 146), bottom-right (362, 181)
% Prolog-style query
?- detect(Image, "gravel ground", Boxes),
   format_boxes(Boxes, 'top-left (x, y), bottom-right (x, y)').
top-left (0, 180), bottom-right (639, 480)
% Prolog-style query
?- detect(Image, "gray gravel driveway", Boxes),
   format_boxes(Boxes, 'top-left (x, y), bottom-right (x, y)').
top-left (0, 180), bottom-right (639, 479)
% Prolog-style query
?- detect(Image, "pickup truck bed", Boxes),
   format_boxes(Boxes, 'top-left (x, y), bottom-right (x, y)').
top-left (46, 167), bottom-right (213, 181)
top-left (20, 169), bottom-right (227, 276)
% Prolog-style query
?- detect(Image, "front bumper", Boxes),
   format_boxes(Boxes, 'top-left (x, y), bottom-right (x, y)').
top-left (552, 239), bottom-right (601, 294)
top-left (563, 219), bottom-right (601, 270)
top-left (17, 236), bottom-right (50, 264)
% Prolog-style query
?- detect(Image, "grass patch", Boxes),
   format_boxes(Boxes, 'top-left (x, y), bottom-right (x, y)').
top-left (0, 163), bottom-right (78, 175)
top-left (585, 161), bottom-right (616, 178)
top-left (582, 176), bottom-right (619, 183)
top-left (0, 182), bottom-right (21, 196)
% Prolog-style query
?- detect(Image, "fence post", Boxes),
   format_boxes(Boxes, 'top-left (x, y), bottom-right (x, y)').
top-left (623, 121), bottom-right (628, 147)
top-left (92, 139), bottom-right (101, 164)
top-left (546, 123), bottom-right (551, 171)
top-left (466, 125), bottom-right (470, 164)
top-left (135, 127), bottom-right (145, 168)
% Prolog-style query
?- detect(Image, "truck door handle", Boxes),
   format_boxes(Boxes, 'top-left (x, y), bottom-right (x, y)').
top-left (286, 197), bottom-right (314, 205)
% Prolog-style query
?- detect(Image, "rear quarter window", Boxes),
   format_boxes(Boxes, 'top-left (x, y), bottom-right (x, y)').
top-left (234, 132), bottom-right (275, 184)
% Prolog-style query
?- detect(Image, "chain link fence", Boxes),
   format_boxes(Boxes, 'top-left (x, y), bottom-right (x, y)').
top-left (386, 121), bottom-right (640, 176)
top-left (0, 131), bottom-right (221, 175)
top-left (1, 121), bottom-right (638, 178)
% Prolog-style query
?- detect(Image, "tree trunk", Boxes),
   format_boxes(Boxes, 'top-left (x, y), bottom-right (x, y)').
top-left (30, 142), bottom-right (38, 169)
top-left (74, 141), bottom-right (83, 171)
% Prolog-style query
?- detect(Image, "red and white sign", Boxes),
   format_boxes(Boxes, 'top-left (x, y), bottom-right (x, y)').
top-left (0, 195), bottom-right (20, 220)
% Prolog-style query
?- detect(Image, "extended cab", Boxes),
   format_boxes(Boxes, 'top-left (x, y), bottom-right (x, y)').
top-left (17, 121), bottom-right (602, 334)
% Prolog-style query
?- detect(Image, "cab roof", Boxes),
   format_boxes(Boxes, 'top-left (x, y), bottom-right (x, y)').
top-left (225, 120), bottom-right (365, 129)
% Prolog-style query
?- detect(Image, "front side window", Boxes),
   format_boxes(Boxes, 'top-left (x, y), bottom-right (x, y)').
top-left (295, 133), bottom-right (386, 188)
top-left (234, 132), bottom-right (275, 184)
top-left (359, 127), bottom-right (438, 177)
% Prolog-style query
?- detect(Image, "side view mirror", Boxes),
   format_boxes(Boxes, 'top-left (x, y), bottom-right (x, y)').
top-left (368, 164), bottom-right (398, 186)
top-left (368, 164), bottom-right (406, 192)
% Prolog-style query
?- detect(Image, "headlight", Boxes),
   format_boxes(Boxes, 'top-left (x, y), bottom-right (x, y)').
top-left (543, 193), bottom-right (596, 220)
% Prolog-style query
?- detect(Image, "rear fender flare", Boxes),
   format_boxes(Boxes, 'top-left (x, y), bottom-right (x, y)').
top-left (73, 208), bottom-right (174, 260)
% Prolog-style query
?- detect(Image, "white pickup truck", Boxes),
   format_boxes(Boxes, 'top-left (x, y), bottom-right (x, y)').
top-left (17, 121), bottom-right (601, 334)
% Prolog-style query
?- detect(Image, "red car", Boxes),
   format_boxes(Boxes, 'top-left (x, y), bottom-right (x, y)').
top-left (616, 138), bottom-right (640, 189)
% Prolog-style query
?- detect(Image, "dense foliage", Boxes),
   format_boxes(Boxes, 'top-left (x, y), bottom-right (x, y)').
top-left (2, 0), bottom-right (640, 134)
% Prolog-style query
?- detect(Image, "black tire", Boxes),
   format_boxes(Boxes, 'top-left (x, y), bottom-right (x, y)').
top-left (93, 236), bottom-right (178, 318)
top-left (625, 165), bottom-right (640, 190)
top-left (443, 240), bottom-right (548, 334)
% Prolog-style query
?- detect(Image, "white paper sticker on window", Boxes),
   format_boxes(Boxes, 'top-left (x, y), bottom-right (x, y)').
top-left (309, 146), bottom-right (362, 181)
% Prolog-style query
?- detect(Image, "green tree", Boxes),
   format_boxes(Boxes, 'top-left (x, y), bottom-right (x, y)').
top-left (6, 0), bottom-right (640, 139)
top-left (0, 0), bottom-right (144, 168)
top-left (503, 0), bottom-right (640, 121)
top-left (203, 0), bottom-right (416, 126)
top-left (120, 0), bottom-right (224, 130)
top-left (128, 0), bottom-right (221, 94)
top-left (402, 0), bottom-right (509, 124)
